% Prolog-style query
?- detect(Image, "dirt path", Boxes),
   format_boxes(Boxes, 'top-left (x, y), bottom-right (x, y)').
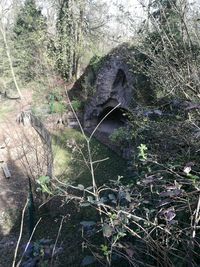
top-left (0, 90), bottom-right (37, 236)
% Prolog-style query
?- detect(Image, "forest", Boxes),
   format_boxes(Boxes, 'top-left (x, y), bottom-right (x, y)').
top-left (0, 0), bottom-right (200, 266)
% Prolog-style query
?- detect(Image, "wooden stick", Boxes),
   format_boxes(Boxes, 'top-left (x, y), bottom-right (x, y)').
top-left (2, 163), bottom-right (11, 178)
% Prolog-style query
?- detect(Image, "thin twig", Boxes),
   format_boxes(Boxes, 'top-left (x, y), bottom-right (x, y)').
top-left (192, 194), bottom-right (200, 238)
top-left (50, 216), bottom-right (65, 267)
top-left (92, 157), bottom-right (109, 164)
top-left (0, 20), bottom-right (23, 99)
top-left (89, 103), bottom-right (121, 141)
top-left (16, 218), bottom-right (42, 267)
top-left (12, 198), bottom-right (29, 267)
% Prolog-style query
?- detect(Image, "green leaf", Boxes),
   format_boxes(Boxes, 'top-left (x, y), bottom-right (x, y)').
top-left (36, 176), bottom-right (52, 194)
top-left (100, 244), bottom-right (110, 256)
top-left (37, 175), bottom-right (50, 185)
top-left (137, 144), bottom-right (148, 160)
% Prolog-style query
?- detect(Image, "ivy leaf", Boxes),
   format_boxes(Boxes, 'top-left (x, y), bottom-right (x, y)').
top-left (36, 176), bottom-right (52, 194)
top-left (37, 175), bottom-right (50, 185)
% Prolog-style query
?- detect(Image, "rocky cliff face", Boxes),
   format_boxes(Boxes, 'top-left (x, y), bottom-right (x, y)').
top-left (83, 44), bottom-right (152, 129)
top-left (69, 44), bottom-right (155, 158)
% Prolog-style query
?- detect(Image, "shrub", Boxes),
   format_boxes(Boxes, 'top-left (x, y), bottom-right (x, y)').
top-left (71, 99), bottom-right (82, 111)
top-left (109, 127), bottom-right (130, 147)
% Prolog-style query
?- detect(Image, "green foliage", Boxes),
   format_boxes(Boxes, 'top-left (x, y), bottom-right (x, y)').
top-left (0, 2), bottom-right (198, 267)
top-left (137, 143), bottom-right (148, 161)
top-left (71, 99), bottom-right (82, 111)
top-left (81, 53), bottom-right (107, 98)
top-left (89, 55), bottom-right (104, 73)
top-left (52, 128), bottom-right (126, 185)
top-left (74, 155), bottom-right (200, 266)
top-left (55, 0), bottom-right (83, 81)
top-left (129, 106), bottom-right (200, 165)
top-left (56, 1), bottom-right (72, 80)
top-left (109, 127), bottom-right (129, 146)
top-left (152, 0), bottom-right (179, 32)
top-left (48, 91), bottom-right (66, 114)
top-left (0, 40), bottom-right (9, 81)
top-left (136, 0), bottom-right (200, 101)
top-left (49, 101), bottom-right (66, 114)
top-left (100, 244), bottom-right (110, 256)
top-left (14, 0), bottom-right (46, 36)
top-left (36, 175), bottom-right (52, 195)
top-left (144, 0), bottom-right (182, 52)
top-left (13, 0), bottom-right (47, 81)
top-left (53, 102), bottom-right (66, 114)
top-left (20, 238), bottom-right (62, 266)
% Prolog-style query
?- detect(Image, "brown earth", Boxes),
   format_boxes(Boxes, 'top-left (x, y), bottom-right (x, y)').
top-left (0, 89), bottom-right (49, 234)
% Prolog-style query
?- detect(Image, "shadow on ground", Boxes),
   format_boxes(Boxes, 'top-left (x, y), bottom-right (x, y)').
top-left (0, 152), bottom-right (28, 267)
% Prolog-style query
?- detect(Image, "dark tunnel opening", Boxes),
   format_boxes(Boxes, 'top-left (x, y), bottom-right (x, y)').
top-left (98, 107), bottom-right (129, 134)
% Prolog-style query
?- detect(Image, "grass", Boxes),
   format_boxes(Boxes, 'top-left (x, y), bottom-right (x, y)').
top-left (0, 97), bottom-right (127, 266)
top-left (52, 128), bottom-right (127, 187)
top-left (31, 128), bottom-right (128, 266)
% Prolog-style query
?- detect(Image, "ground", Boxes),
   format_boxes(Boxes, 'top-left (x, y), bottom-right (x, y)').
top-left (0, 93), bottom-right (31, 236)
top-left (0, 93), bottom-right (32, 266)
top-left (0, 89), bottom-right (127, 266)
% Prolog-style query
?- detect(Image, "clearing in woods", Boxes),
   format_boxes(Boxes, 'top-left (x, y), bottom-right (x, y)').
top-left (0, 90), bottom-right (127, 266)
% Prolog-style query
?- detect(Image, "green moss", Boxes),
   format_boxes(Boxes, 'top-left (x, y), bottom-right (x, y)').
top-left (52, 128), bottom-right (127, 186)
top-left (89, 54), bottom-right (105, 73)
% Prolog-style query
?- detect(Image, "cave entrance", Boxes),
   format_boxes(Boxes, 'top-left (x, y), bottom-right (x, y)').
top-left (97, 106), bottom-right (129, 134)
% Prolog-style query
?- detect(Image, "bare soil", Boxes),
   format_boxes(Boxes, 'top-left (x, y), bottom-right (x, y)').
top-left (0, 89), bottom-right (45, 233)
